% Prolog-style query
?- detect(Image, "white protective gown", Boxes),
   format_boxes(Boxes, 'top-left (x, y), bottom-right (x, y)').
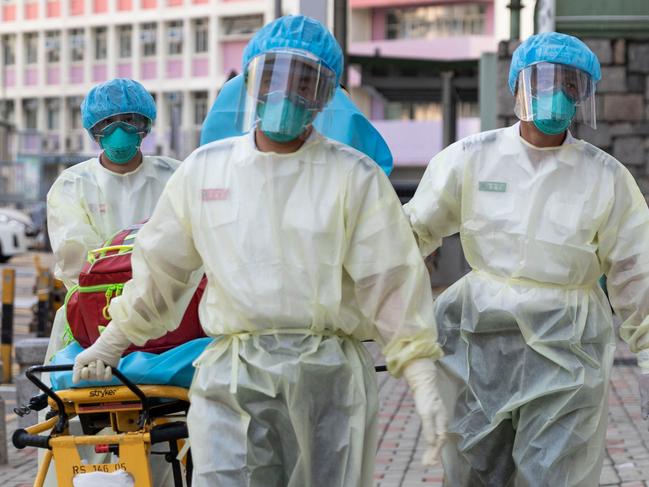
top-left (404, 123), bottom-right (649, 486)
top-left (106, 130), bottom-right (442, 487)
top-left (43, 154), bottom-right (179, 486)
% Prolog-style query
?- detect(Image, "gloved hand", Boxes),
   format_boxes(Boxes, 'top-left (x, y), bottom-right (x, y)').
top-left (638, 349), bottom-right (649, 419)
top-left (403, 358), bottom-right (448, 466)
top-left (72, 324), bottom-right (132, 384)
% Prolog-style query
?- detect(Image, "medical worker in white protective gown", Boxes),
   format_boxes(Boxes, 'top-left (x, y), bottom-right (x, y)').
top-left (72, 15), bottom-right (447, 487)
top-left (45, 78), bottom-right (179, 486)
top-left (405, 32), bottom-right (649, 486)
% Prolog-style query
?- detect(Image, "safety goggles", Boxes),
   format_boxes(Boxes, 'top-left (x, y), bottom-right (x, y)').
top-left (90, 113), bottom-right (151, 138)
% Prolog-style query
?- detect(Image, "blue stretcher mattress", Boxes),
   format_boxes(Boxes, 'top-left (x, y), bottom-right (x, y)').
top-left (49, 338), bottom-right (214, 390)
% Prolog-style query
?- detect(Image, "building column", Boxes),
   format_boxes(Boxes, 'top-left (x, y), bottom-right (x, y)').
top-left (60, 29), bottom-right (70, 85)
top-left (84, 26), bottom-right (92, 87)
top-left (155, 92), bottom-right (168, 155)
top-left (107, 24), bottom-right (117, 79)
top-left (208, 14), bottom-right (219, 95)
top-left (157, 20), bottom-right (166, 84)
top-left (441, 71), bottom-right (457, 148)
top-left (59, 96), bottom-right (68, 154)
top-left (37, 30), bottom-right (46, 90)
top-left (181, 90), bottom-right (192, 156)
top-left (182, 18), bottom-right (192, 81)
top-left (132, 23), bottom-right (141, 80)
top-left (15, 32), bottom-right (24, 89)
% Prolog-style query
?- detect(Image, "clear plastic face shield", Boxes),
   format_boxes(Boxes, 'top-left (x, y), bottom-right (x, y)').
top-left (238, 49), bottom-right (337, 142)
top-left (514, 62), bottom-right (597, 135)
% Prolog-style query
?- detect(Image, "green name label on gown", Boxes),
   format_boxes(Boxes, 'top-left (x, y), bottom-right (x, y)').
top-left (479, 181), bottom-right (507, 192)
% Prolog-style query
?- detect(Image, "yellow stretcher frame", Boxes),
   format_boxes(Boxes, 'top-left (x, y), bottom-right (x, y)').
top-left (14, 365), bottom-right (191, 487)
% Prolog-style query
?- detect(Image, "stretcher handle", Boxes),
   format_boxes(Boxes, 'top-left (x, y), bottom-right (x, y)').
top-left (149, 421), bottom-right (188, 445)
top-left (25, 364), bottom-right (152, 429)
top-left (12, 429), bottom-right (51, 450)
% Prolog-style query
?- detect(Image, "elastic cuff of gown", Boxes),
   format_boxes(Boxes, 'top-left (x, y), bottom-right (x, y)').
top-left (383, 330), bottom-right (443, 378)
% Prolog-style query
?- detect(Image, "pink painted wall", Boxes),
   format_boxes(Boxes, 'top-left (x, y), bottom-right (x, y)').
top-left (93, 64), bottom-right (107, 82)
top-left (166, 59), bottom-right (183, 78)
top-left (371, 9), bottom-right (385, 41)
top-left (93, 0), bottom-right (107, 12)
top-left (46, 1), bottom-right (60, 16)
top-left (117, 0), bottom-right (132, 10)
top-left (4, 68), bottom-right (16, 87)
top-left (24, 68), bottom-right (37, 85)
top-left (70, 0), bottom-right (83, 15)
top-left (485, 2), bottom-right (495, 35)
top-left (221, 40), bottom-right (247, 76)
top-left (350, 35), bottom-right (498, 61)
top-left (117, 63), bottom-right (132, 78)
top-left (46, 66), bottom-right (60, 84)
top-left (167, 0), bottom-right (182, 6)
top-left (141, 0), bottom-right (156, 8)
top-left (192, 57), bottom-right (209, 77)
top-left (24, 2), bottom-right (38, 19)
top-left (2, 4), bottom-right (16, 20)
top-left (372, 118), bottom-right (480, 166)
top-left (141, 60), bottom-right (157, 79)
top-left (192, 0), bottom-right (208, 4)
top-left (69, 65), bottom-right (83, 83)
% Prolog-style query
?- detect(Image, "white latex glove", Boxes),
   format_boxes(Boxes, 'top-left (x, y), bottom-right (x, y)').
top-left (638, 349), bottom-right (649, 420)
top-left (403, 358), bottom-right (448, 466)
top-left (72, 324), bottom-right (132, 384)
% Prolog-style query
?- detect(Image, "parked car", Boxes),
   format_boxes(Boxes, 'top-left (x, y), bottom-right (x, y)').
top-left (0, 208), bottom-right (36, 262)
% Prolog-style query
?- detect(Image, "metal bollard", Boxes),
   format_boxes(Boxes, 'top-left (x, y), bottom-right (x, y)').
top-left (36, 268), bottom-right (51, 338)
top-left (1, 269), bottom-right (15, 384)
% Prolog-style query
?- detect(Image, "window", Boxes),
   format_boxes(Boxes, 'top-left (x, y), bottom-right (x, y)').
top-left (193, 18), bottom-right (208, 53)
top-left (167, 21), bottom-right (183, 56)
top-left (25, 32), bottom-right (38, 64)
top-left (141, 23), bottom-right (157, 57)
top-left (222, 15), bottom-right (263, 36)
top-left (118, 25), bottom-right (132, 58)
top-left (68, 97), bottom-right (82, 129)
top-left (0, 100), bottom-right (15, 124)
top-left (385, 4), bottom-right (487, 40)
top-left (2, 35), bottom-right (15, 65)
top-left (70, 28), bottom-right (84, 62)
top-left (193, 91), bottom-right (208, 125)
top-left (23, 99), bottom-right (38, 129)
top-left (46, 99), bottom-right (60, 130)
top-left (45, 32), bottom-right (60, 63)
top-left (94, 27), bottom-right (107, 60)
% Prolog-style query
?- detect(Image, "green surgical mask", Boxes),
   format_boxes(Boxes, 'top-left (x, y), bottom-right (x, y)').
top-left (99, 127), bottom-right (141, 164)
top-left (258, 98), bottom-right (314, 143)
top-left (532, 91), bottom-right (576, 135)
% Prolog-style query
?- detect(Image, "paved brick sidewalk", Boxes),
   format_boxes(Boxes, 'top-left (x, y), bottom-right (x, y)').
top-left (372, 341), bottom-right (649, 487)
top-left (2, 350), bottom-right (649, 486)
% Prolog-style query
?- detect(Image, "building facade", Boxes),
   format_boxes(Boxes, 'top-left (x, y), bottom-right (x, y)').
top-left (0, 0), bottom-right (536, 200)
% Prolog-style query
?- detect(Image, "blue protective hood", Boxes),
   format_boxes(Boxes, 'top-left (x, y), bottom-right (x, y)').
top-left (199, 75), bottom-right (393, 176)
top-left (509, 32), bottom-right (601, 94)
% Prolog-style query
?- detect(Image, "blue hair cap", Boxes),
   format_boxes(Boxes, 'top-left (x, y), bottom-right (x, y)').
top-left (242, 15), bottom-right (343, 83)
top-left (81, 78), bottom-right (157, 130)
top-left (508, 32), bottom-right (601, 94)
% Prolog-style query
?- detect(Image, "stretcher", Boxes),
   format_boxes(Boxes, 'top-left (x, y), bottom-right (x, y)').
top-left (12, 338), bottom-right (213, 487)
top-left (13, 363), bottom-right (192, 487)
